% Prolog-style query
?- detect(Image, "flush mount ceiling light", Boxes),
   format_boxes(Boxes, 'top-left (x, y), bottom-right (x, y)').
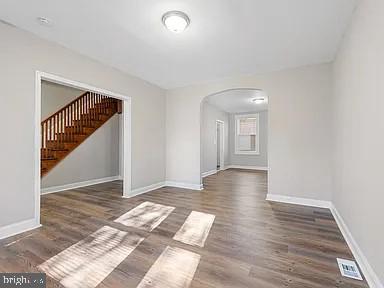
top-left (37, 16), bottom-right (53, 27)
top-left (162, 11), bottom-right (190, 33)
top-left (252, 98), bottom-right (265, 104)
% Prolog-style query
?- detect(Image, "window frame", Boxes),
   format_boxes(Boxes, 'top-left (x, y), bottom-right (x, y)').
top-left (234, 113), bottom-right (260, 155)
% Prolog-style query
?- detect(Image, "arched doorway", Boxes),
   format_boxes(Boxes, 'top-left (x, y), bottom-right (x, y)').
top-left (200, 88), bottom-right (269, 187)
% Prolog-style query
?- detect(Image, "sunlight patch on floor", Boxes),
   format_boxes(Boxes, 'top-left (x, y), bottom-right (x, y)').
top-left (173, 211), bottom-right (215, 247)
top-left (38, 226), bottom-right (144, 288)
top-left (136, 246), bottom-right (201, 288)
top-left (114, 201), bottom-right (175, 231)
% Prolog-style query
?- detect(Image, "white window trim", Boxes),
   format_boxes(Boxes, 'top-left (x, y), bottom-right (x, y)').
top-left (234, 113), bottom-right (260, 155)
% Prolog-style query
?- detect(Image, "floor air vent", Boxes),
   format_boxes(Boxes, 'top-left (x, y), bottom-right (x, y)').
top-left (337, 258), bottom-right (363, 280)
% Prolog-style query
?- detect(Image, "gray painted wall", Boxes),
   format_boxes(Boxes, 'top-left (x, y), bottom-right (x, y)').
top-left (0, 22), bottom-right (166, 228)
top-left (229, 111), bottom-right (268, 167)
top-left (333, 0), bottom-right (384, 283)
top-left (41, 81), bottom-right (84, 119)
top-left (201, 102), bottom-right (229, 173)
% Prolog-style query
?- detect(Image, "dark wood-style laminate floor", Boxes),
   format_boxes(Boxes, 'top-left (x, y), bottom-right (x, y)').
top-left (0, 169), bottom-right (369, 288)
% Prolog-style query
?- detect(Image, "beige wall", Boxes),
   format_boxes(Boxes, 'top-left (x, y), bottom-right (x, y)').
top-left (166, 63), bottom-right (333, 201)
top-left (333, 0), bottom-right (384, 285)
top-left (41, 81), bottom-right (84, 119)
top-left (0, 22), bottom-right (166, 228)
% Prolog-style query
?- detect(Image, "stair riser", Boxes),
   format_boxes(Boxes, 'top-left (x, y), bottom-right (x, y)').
top-left (73, 120), bottom-right (103, 127)
top-left (41, 161), bottom-right (57, 170)
top-left (87, 108), bottom-right (115, 114)
top-left (46, 141), bottom-right (77, 150)
top-left (80, 115), bottom-right (103, 121)
top-left (41, 148), bottom-right (68, 158)
top-left (94, 104), bottom-right (116, 110)
top-left (55, 134), bottom-right (86, 142)
top-left (52, 151), bottom-right (68, 159)
top-left (80, 116), bottom-right (110, 123)
top-left (65, 127), bottom-right (94, 134)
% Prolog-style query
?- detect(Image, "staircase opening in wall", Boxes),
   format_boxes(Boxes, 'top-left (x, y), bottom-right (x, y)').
top-left (40, 87), bottom-right (122, 177)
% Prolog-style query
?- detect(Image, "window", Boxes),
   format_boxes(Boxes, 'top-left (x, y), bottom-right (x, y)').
top-left (235, 114), bottom-right (259, 155)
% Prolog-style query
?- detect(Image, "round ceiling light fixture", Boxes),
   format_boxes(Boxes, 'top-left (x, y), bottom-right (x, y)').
top-left (252, 97), bottom-right (265, 104)
top-left (162, 11), bottom-right (190, 33)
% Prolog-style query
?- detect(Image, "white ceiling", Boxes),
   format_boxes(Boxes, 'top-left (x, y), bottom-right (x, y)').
top-left (207, 89), bottom-right (268, 113)
top-left (0, 0), bottom-right (357, 89)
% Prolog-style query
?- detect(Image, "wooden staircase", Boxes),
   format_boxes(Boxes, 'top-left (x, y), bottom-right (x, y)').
top-left (41, 91), bottom-right (122, 177)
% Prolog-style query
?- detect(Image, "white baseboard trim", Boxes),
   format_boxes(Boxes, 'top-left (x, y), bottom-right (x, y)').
top-left (202, 170), bottom-right (218, 178)
top-left (226, 165), bottom-right (269, 171)
top-left (43, 176), bottom-right (203, 198)
top-left (41, 176), bottom-right (121, 195)
top-left (266, 194), bottom-right (382, 288)
top-left (330, 204), bottom-right (383, 288)
top-left (164, 181), bottom-right (203, 191)
top-left (126, 182), bottom-right (166, 198)
top-left (123, 180), bottom-right (204, 198)
top-left (0, 218), bottom-right (41, 240)
top-left (266, 194), bottom-right (332, 209)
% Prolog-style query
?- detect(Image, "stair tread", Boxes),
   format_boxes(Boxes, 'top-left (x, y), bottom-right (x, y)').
top-left (44, 148), bottom-right (69, 152)
top-left (57, 132), bottom-right (87, 135)
top-left (41, 157), bottom-right (57, 161)
top-left (47, 139), bottom-right (78, 143)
